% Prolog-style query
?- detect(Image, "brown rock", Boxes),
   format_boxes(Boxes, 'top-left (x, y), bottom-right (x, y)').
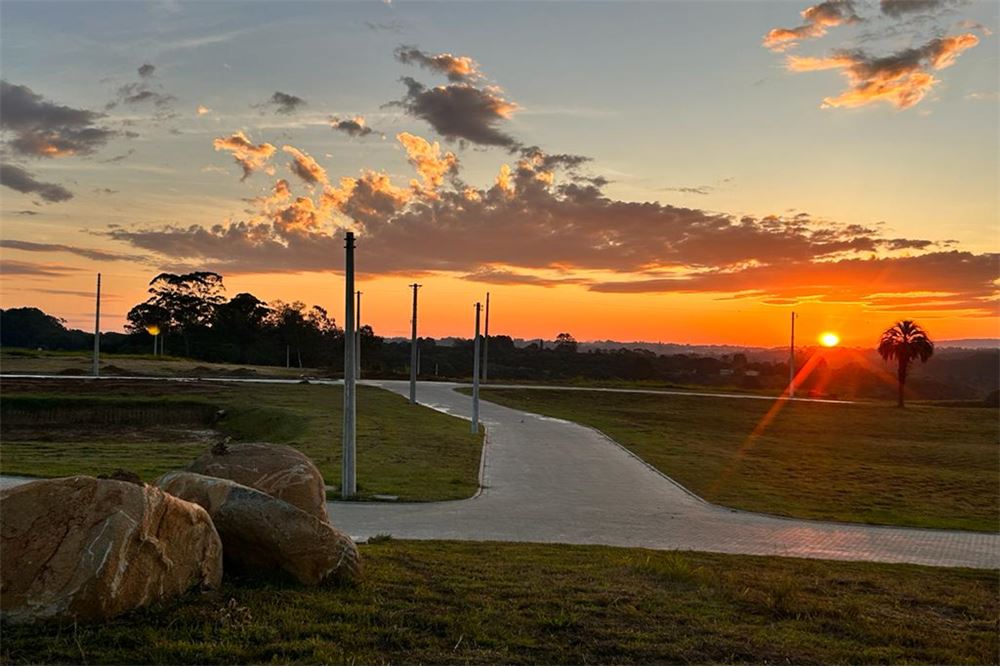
top-left (1, 476), bottom-right (222, 624)
top-left (155, 471), bottom-right (361, 585)
top-left (187, 442), bottom-right (328, 523)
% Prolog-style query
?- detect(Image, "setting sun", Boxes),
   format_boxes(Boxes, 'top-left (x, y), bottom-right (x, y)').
top-left (819, 332), bottom-right (840, 347)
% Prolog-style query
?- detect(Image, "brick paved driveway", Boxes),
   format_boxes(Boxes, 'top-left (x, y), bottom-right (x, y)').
top-left (327, 380), bottom-right (999, 569)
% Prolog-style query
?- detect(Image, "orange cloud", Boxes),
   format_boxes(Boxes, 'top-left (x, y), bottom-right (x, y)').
top-left (494, 163), bottom-right (513, 195)
top-left (397, 132), bottom-right (458, 192)
top-left (763, 0), bottom-right (860, 51)
top-left (395, 46), bottom-right (483, 83)
top-left (272, 196), bottom-right (321, 233)
top-left (254, 178), bottom-right (292, 207)
top-left (786, 33), bottom-right (979, 109)
top-left (212, 131), bottom-right (276, 180)
top-left (282, 145), bottom-right (328, 187)
top-left (318, 170), bottom-right (411, 229)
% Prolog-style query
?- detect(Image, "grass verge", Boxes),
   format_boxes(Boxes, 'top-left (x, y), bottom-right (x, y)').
top-left (0, 379), bottom-right (482, 501)
top-left (1, 540), bottom-right (996, 665)
top-left (0, 348), bottom-right (321, 378)
top-left (475, 387), bottom-right (999, 531)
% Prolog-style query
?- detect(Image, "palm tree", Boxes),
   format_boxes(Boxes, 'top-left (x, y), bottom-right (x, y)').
top-left (877, 320), bottom-right (934, 408)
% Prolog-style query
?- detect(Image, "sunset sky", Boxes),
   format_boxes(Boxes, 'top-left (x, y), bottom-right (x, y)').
top-left (1, 0), bottom-right (997, 346)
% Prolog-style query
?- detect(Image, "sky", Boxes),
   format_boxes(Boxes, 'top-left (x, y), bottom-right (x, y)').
top-left (1, 0), bottom-right (997, 347)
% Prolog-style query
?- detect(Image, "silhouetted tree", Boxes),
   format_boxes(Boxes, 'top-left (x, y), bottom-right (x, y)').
top-left (878, 320), bottom-right (934, 407)
top-left (213, 293), bottom-right (270, 363)
top-left (555, 332), bottom-right (578, 353)
top-left (0, 307), bottom-right (88, 349)
top-left (146, 272), bottom-right (225, 355)
top-left (125, 302), bottom-right (169, 334)
top-left (268, 300), bottom-right (308, 368)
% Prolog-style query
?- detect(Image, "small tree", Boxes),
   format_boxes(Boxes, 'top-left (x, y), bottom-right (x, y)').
top-left (877, 320), bottom-right (934, 408)
top-left (555, 332), bottom-right (578, 353)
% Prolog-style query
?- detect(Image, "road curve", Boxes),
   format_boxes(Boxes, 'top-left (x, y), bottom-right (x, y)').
top-left (1, 375), bottom-right (996, 569)
top-left (328, 380), bottom-right (998, 569)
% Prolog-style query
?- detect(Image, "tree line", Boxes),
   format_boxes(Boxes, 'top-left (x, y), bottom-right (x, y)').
top-left (1, 272), bottom-right (996, 402)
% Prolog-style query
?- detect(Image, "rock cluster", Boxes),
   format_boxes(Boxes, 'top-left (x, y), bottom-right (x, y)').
top-left (0, 443), bottom-right (359, 624)
top-left (156, 472), bottom-right (360, 585)
top-left (186, 442), bottom-right (328, 523)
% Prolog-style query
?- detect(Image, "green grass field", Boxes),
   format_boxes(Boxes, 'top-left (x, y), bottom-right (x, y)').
top-left (0, 379), bottom-right (482, 501)
top-left (475, 388), bottom-right (1000, 531)
top-left (2, 540), bottom-right (996, 665)
top-left (0, 348), bottom-right (321, 378)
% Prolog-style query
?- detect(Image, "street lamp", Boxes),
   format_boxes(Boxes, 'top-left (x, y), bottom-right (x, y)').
top-left (145, 324), bottom-right (161, 356)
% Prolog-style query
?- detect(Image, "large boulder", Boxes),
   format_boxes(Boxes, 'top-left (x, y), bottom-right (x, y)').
top-left (155, 471), bottom-right (361, 585)
top-left (1, 476), bottom-right (222, 623)
top-left (187, 442), bottom-right (328, 523)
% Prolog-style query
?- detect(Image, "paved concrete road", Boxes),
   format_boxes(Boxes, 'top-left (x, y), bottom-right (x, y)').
top-left (1, 376), bottom-right (996, 568)
top-left (326, 380), bottom-right (998, 569)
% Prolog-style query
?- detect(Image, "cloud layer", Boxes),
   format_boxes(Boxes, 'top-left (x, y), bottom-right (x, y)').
top-left (1, 81), bottom-right (116, 157)
top-left (106, 128), bottom-right (999, 315)
top-left (0, 164), bottom-right (73, 202)
top-left (0, 239), bottom-right (142, 262)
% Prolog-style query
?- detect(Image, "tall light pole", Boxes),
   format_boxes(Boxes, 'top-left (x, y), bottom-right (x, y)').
top-left (355, 290), bottom-right (362, 380)
top-left (482, 292), bottom-right (490, 383)
top-left (788, 311), bottom-right (797, 399)
top-left (471, 301), bottom-right (481, 434)
top-left (409, 283), bottom-right (421, 404)
top-left (92, 273), bottom-right (101, 377)
top-left (342, 232), bottom-right (357, 498)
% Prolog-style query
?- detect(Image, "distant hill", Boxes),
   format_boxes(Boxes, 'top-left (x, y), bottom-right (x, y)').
top-left (389, 336), bottom-right (1000, 356)
top-left (936, 339), bottom-right (999, 350)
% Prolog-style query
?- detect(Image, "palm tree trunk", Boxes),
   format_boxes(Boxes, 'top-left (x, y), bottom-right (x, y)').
top-left (897, 357), bottom-right (906, 408)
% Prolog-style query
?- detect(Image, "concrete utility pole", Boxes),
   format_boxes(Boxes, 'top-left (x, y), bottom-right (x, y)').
top-left (483, 292), bottom-right (490, 382)
top-left (409, 283), bottom-right (421, 404)
top-left (342, 232), bottom-right (357, 498)
top-left (355, 290), bottom-right (362, 379)
top-left (471, 301), bottom-right (482, 434)
top-left (92, 273), bottom-right (101, 377)
top-left (788, 311), bottom-right (796, 399)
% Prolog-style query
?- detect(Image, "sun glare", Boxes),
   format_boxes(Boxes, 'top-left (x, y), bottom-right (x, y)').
top-left (819, 332), bottom-right (840, 347)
